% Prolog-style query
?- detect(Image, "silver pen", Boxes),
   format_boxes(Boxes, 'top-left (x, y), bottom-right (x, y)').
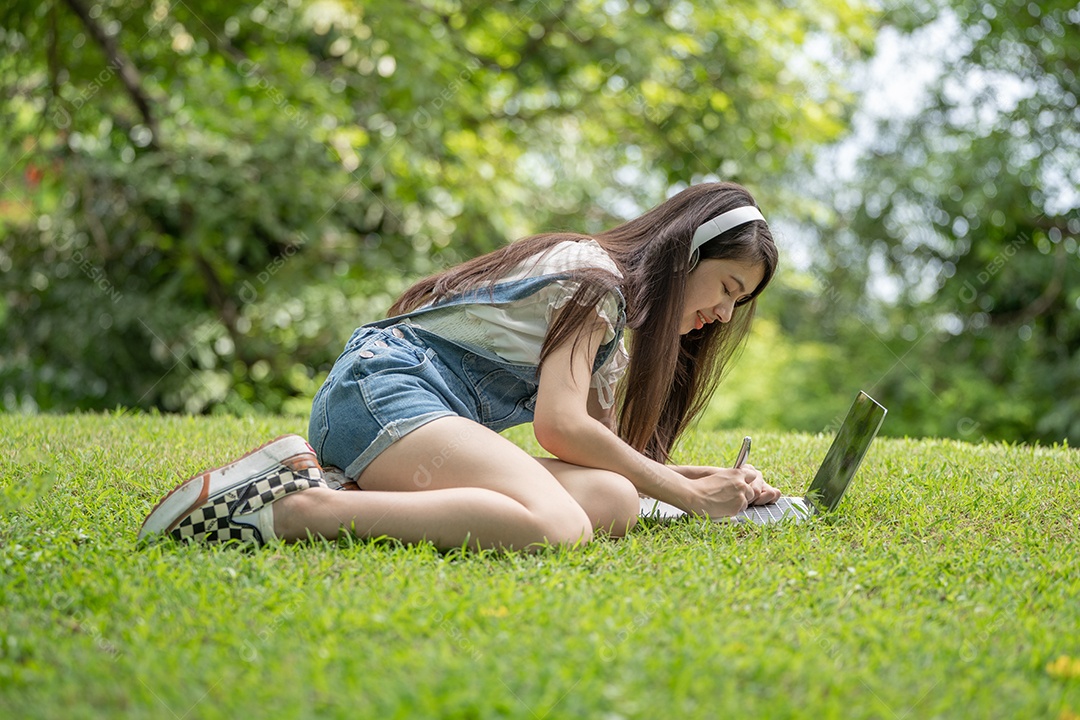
top-left (733, 436), bottom-right (751, 468)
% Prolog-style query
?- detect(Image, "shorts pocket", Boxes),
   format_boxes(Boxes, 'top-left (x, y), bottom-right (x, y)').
top-left (350, 331), bottom-right (437, 430)
top-left (350, 330), bottom-right (429, 381)
top-left (460, 353), bottom-right (538, 426)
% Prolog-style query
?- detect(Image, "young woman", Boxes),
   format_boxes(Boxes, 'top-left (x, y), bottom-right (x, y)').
top-left (139, 182), bottom-right (781, 551)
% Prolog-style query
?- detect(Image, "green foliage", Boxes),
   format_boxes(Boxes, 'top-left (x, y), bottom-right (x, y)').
top-left (0, 0), bottom-right (874, 414)
top-left (844, 0), bottom-right (1080, 445)
top-left (704, 0), bottom-right (1079, 445)
top-left (2, 0), bottom-right (1072, 448)
top-left (2, 415), bottom-right (1079, 718)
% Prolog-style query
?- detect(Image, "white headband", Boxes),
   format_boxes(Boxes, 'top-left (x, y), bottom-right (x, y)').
top-left (689, 206), bottom-right (766, 269)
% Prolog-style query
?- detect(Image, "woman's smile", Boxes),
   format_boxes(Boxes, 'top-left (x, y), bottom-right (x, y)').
top-left (681, 258), bottom-right (765, 335)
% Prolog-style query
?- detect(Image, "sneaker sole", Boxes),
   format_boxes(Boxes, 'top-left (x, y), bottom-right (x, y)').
top-left (138, 434), bottom-right (319, 541)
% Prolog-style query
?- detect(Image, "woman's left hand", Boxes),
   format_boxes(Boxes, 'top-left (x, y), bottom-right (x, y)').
top-left (745, 471), bottom-right (782, 505)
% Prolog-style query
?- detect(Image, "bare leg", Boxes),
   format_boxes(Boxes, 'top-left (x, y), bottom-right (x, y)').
top-left (272, 417), bottom-right (604, 551)
top-left (532, 458), bottom-right (639, 537)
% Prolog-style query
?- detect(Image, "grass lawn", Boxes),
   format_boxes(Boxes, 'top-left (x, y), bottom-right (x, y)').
top-left (1, 412), bottom-right (1078, 719)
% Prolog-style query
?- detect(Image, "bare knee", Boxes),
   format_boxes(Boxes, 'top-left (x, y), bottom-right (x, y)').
top-left (534, 458), bottom-right (641, 539)
top-left (591, 472), bottom-right (640, 538)
top-left (528, 503), bottom-right (594, 549)
top-left (560, 469), bottom-right (640, 538)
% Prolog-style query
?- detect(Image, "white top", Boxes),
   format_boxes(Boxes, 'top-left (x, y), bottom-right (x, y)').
top-left (406, 239), bottom-right (629, 409)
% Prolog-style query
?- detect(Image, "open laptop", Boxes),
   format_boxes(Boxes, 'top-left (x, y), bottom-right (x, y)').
top-left (639, 391), bottom-right (888, 524)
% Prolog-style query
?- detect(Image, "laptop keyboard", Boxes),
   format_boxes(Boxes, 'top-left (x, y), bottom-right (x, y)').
top-left (639, 496), bottom-right (813, 524)
top-left (736, 496), bottom-right (810, 524)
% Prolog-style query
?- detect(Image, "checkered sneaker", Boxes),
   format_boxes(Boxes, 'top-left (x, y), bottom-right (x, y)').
top-left (170, 495), bottom-right (261, 544)
top-left (235, 467), bottom-right (325, 514)
top-left (168, 465), bottom-right (326, 545)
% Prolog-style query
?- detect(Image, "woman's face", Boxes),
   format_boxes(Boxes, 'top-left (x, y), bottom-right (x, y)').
top-left (679, 258), bottom-right (765, 335)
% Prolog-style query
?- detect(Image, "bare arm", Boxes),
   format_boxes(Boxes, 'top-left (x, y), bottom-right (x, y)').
top-left (586, 385), bottom-right (616, 433)
top-left (533, 318), bottom-right (760, 517)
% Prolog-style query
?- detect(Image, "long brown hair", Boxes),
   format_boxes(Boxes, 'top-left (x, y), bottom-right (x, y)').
top-left (388, 182), bottom-right (778, 461)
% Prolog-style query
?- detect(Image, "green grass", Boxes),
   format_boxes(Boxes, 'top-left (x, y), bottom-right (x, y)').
top-left (1, 413), bottom-right (1078, 720)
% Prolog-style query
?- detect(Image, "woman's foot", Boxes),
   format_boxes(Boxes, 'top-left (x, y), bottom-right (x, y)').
top-left (138, 435), bottom-right (327, 545)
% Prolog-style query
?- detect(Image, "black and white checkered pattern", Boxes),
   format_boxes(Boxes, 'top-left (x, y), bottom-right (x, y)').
top-left (169, 465), bottom-right (327, 544)
top-left (235, 467), bottom-right (324, 515)
top-left (170, 496), bottom-right (261, 543)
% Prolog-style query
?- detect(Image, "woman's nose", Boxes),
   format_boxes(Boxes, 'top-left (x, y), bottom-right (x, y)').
top-left (715, 301), bottom-right (733, 323)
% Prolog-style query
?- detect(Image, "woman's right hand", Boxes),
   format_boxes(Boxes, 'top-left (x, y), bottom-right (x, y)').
top-left (673, 464), bottom-right (770, 518)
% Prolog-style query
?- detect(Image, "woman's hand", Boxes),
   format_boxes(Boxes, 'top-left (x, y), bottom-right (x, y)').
top-left (672, 464), bottom-right (782, 517)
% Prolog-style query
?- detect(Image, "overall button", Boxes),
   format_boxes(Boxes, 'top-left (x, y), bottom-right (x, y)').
top-left (391, 328), bottom-right (405, 339)
top-left (359, 350), bottom-right (375, 359)
top-left (374, 340), bottom-right (388, 348)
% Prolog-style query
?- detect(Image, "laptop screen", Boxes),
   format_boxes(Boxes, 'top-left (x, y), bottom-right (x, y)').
top-left (805, 392), bottom-right (888, 513)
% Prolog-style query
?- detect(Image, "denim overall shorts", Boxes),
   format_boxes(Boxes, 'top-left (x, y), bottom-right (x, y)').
top-left (308, 274), bottom-right (626, 481)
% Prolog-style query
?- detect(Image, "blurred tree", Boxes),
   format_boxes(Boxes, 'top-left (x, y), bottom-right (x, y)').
top-left (0, 0), bottom-right (875, 415)
top-left (731, 0), bottom-right (1079, 445)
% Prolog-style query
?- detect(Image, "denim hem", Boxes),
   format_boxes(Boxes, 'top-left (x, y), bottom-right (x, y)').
top-left (343, 410), bottom-right (458, 480)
